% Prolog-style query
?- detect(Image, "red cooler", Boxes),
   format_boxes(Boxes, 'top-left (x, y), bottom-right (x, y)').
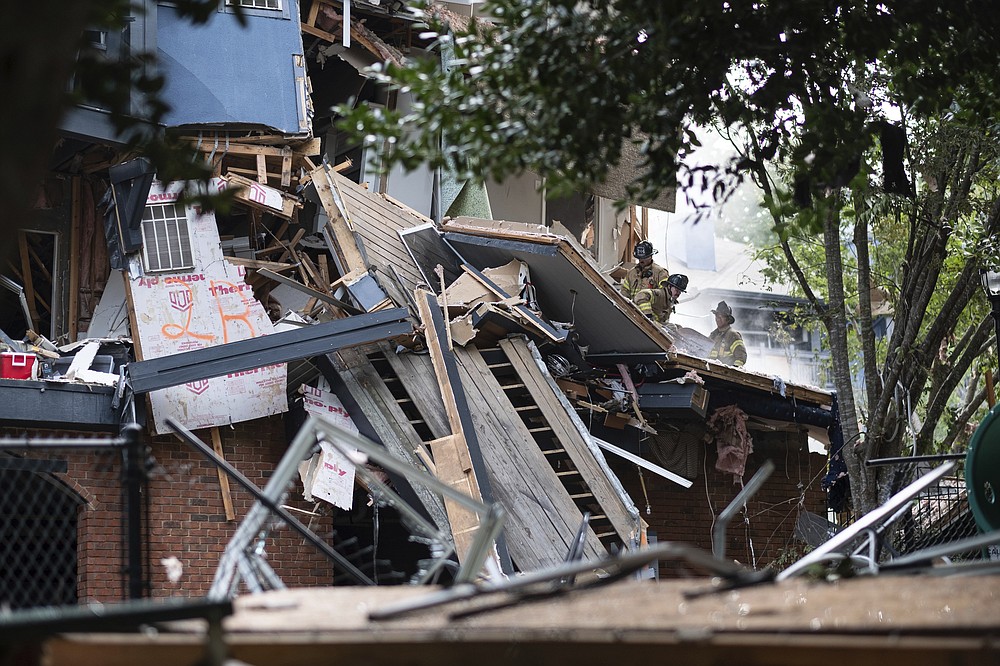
top-left (1, 352), bottom-right (36, 379)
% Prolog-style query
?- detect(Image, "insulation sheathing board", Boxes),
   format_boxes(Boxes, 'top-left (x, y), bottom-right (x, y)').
top-left (125, 179), bottom-right (287, 434)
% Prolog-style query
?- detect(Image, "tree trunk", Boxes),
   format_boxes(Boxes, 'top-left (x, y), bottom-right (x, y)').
top-left (820, 196), bottom-right (875, 512)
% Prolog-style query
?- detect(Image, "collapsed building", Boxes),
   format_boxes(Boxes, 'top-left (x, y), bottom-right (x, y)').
top-left (0, 0), bottom-right (835, 605)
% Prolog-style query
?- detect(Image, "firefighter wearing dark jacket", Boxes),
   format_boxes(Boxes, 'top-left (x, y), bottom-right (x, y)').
top-left (621, 242), bottom-right (687, 323)
top-left (709, 300), bottom-right (748, 367)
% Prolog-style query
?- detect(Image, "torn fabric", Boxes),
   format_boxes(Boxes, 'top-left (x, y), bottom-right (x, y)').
top-left (708, 405), bottom-right (753, 483)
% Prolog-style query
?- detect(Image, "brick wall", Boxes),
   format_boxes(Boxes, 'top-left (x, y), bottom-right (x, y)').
top-left (144, 416), bottom-right (336, 598)
top-left (610, 429), bottom-right (827, 576)
top-left (1, 416), bottom-right (337, 603)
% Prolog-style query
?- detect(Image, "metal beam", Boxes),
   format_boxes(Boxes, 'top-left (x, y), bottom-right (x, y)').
top-left (127, 309), bottom-right (411, 394)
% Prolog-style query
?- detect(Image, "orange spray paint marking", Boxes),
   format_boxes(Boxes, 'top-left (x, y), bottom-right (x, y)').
top-left (210, 280), bottom-right (257, 343)
top-left (161, 279), bottom-right (215, 342)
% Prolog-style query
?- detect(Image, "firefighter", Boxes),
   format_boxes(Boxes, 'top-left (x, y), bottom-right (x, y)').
top-left (708, 300), bottom-right (748, 367)
top-left (621, 241), bottom-right (669, 300)
top-left (621, 242), bottom-right (688, 323)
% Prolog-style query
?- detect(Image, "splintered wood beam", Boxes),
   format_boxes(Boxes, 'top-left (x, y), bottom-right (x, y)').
top-left (224, 257), bottom-right (297, 273)
top-left (414, 288), bottom-right (485, 563)
top-left (298, 253), bottom-right (329, 295)
top-left (209, 427), bottom-right (236, 521)
top-left (310, 164), bottom-right (366, 275)
top-left (278, 227), bottom-right (307, 264)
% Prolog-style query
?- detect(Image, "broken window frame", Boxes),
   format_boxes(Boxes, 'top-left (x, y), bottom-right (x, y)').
top-left (139, 201), bottom-right (195, 273)
top-left (220, 0), bottom-right (291, 20)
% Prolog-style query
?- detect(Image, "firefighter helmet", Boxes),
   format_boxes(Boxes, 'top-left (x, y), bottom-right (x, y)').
top-left (666, 273), bottom-right (689, 293)
top-left (633, 241), bottom-right (656, 260)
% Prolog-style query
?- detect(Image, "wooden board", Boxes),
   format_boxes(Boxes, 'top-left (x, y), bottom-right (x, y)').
top-left (413, 291), bottom-right (488, 563)
top-left (309, 164), bottom-right (367, 276)
top-left (209, 427), bottom-right (236, 521)
top-left (499, 337), bottom-right (640, 544)
top-left (41, 575), bottom-right (1000, 666)
top-left (665, 352), bottom-right (834, 406)
top-left (455, 345), bottom-right (607, 568)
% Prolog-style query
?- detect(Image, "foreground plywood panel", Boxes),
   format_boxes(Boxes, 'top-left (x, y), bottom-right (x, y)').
top-left (45, 575), bottom-right (1000, 666)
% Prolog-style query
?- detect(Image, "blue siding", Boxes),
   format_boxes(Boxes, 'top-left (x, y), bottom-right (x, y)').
top-left (157, 3), bottom-right (308, 134)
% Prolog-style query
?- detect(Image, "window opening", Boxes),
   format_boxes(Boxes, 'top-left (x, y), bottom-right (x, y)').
top-left (141, 203), bottom-right (194, 273)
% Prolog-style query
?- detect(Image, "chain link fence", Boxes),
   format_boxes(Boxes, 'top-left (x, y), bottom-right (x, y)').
top-left (0, 429), bottom-right (144, 611)
top-left (886, 460), bottom-right (983, 561)
top-left (822, 459), bottom-right (987, 564)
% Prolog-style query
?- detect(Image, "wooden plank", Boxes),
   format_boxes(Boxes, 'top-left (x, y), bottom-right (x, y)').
top-left (413, 290), bottom-right (485, 563)
top-left (297, 253), bottom-right (328, 294)
top-left (209, 427), bottom-right (236, 521)
top-left (309, 164), bottom-right (367, 275)
top-left (455, 346), bottom-right (607, 567)
top-left (301, 21), bottom-right (339, 45)
top-left (277, 227), bottom-right (307, 264)
top-left (499, 337), bottom-right (640, 544)
top-left (188, 138), bottom-right (313, 159)
top-left (40, 574), bottom-right (1000, 664)
top-left (256, 154), bottom-right (268, 184)
top-left (224, 257), bottom-right (297, 272)
top-left (666, 352), bottom-right (834, 406)
top-left (281, 148), bottom-right (293, 188)
top-left (257, 269), bottom-right (360, 315)
top-left (223, 166), bottom-right (285, 184)
top-left (318, 254), bottom-right (330, 288)
top-left (306, 0), bottom-right (320, 26)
